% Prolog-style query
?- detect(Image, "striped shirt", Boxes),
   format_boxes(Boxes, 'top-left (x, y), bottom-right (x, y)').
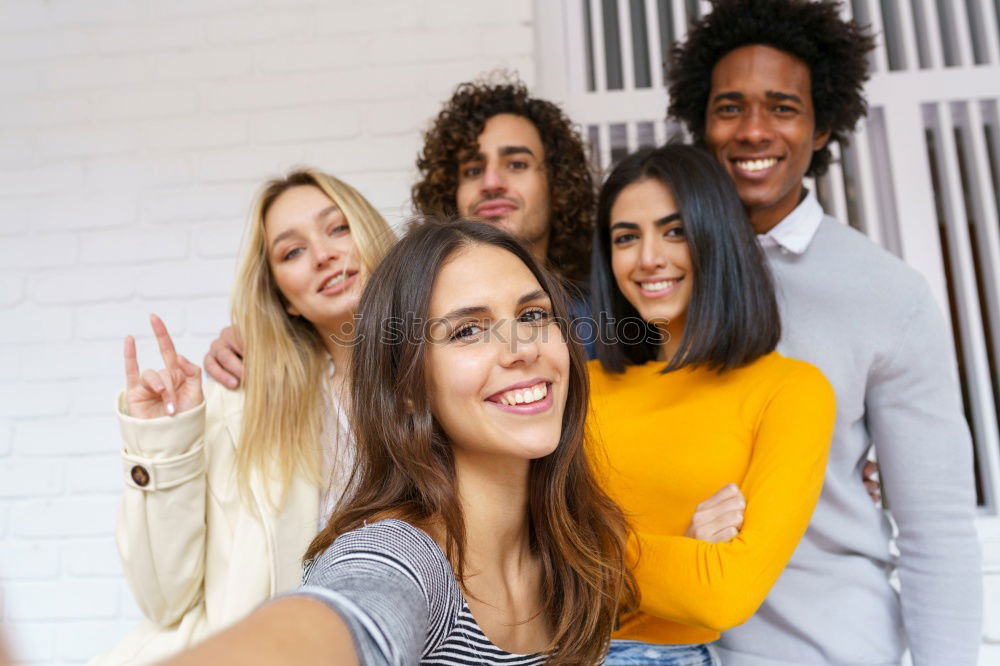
top-left (290, 519), bottom-right (546, 666)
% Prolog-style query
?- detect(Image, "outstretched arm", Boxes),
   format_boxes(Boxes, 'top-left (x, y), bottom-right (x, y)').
top-left (162, 597), bottom-right (358, 666)
top-left (169, 521), bottom-right (453, 665)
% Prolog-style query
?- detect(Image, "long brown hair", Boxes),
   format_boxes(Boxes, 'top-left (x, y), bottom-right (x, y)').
top-left (232, 168), bottom-right (396, 503)
top-left (305, 220), bottom-right (637, 664)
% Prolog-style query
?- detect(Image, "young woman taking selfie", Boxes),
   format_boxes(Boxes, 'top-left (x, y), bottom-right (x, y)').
top-left (163, 220), bottom-right (637, 666)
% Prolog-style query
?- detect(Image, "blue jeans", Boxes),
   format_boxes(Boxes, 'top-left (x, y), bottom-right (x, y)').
top-left (604, 640), bottom-right (718, 666)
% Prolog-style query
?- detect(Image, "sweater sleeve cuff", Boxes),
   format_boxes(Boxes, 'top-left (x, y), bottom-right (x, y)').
top-left (121, 443), bottom-right (206, 491)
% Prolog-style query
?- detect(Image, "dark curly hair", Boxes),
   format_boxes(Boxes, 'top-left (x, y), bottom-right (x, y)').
top-left (412, 74), bottom-right (594, 282)
top-left (667, 0), bottom-right (875, 176)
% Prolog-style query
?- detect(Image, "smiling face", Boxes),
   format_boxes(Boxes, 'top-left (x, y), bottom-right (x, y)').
top-left (265, 185), bottom-right (363, 333)
top-left (704, 44), bottom-right (830, 233)
top-left (609, 178), bottom-right (693, 358)
top-left (455, 114), bottom-right (552, 264)
top-left (424, 243), bottom-right (569, 468)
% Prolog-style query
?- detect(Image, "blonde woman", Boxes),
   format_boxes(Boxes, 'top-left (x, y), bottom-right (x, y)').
top-left (91, 169), bottom-right (396, 665)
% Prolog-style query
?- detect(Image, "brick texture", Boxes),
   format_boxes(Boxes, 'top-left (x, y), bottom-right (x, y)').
top-left (0, 0), bottom-right (534, 662)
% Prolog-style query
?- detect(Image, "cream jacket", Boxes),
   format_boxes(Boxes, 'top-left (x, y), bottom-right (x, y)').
top-left (89, 380), bottom-right (320, 665)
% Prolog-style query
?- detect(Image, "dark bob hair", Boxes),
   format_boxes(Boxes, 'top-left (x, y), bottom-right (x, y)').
top-left (667, 0), bottom-right (875, 177)
top-left (307, 219), bottom-right (638, 665)
top-left (591, 143), bottom-right (780, 373)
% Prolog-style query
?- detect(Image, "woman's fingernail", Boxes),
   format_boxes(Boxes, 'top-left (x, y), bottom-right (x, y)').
top-left (166, 402), bottom-right (175, 415)
top-left (228, 378), bottom-right (237, 388)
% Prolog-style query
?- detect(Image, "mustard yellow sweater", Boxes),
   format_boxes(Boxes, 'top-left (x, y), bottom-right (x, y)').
top-left (587, 351), bottom-right (835, 645)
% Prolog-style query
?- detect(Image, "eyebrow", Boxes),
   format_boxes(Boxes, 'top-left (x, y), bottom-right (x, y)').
top-left (499, 145), bottom-right (535, 158)
top-left (610, 213), bottom-right (681, 231)
top-left (269, 205), bottom-right (341, 250)
top-left (711, 91), bottom-right (744, 104)
top-left (462, 146), bottom-right (537, 163)
top-left (438, 289), bottom-right (550, 322)
top-left (765, 90), bottom-right (803, 104)
top-left (711, 90), bottom-right (803, 104)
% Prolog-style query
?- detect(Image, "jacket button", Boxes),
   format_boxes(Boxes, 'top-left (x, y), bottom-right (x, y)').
top-left (131, 465), bottom-right (150, 487)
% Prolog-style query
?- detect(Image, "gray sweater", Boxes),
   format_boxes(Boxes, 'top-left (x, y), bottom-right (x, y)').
top-left (716, 197), bottom-right (982, 666)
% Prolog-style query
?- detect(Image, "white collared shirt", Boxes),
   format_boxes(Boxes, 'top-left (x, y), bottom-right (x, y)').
top-left (756, 189), bottom-right (824, 254)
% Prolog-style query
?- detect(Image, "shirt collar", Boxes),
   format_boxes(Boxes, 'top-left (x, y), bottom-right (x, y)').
top-left (756, 189), bottom-right (823, 255)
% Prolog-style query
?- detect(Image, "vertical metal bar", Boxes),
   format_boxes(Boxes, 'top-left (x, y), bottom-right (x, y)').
top-left (963, 99), bottom-right (1000, 372)
top-left (562, 0), bottom-right (590, 95)
top-left (644, 0), bottom-right (664, 89)
top-left (850, 120), bottom-right (889, 249)
top-left (598, 122), bottom-right (613, 171)
top-left (934, 101), bottom-right (1000, 507)
top-left (671, 0), bottom-right (687, 43)
top-left (590, 0), bottom-right (608, 92)
top-left (861, 0), bottom-right (891, 71)
top-left (587, 124), bottom-right (602, 173)
top-left (625, 121), bottom-right (639, 153)
top-left (918, 0), bottom-right (947, 68)
top-left (948, 0), bottom-right (978, 66)
top-left (974, 0), bottom-right (1000, 64)
top-left (617, 0), bottom-right (635, 91)
top-left (883, 101), bottom-right (952, 320)
top-left (825, 141), bottom-right (849, 223)
top-left (654, 118), bottom-right (668, 146)
top-left (893, 0), bottom-right (922, 70)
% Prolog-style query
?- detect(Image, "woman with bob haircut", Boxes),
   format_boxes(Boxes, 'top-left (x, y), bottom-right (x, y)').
top-left (91, 169), bottom-right (396, 665)
top-left (161, 220), bottom-right (638, 666)
top-left (588, 144), bottom-right (836, 665)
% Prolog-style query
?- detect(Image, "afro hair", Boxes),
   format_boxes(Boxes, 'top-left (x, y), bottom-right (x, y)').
top-left (667, 0), bottom-right (876, 176)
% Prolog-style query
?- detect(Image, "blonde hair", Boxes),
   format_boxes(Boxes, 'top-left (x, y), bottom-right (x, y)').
top-left (231, 168), bottom-right (396, 502)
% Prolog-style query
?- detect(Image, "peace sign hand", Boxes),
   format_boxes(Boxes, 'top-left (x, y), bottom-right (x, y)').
top-left (124, 314), bottom-right (204, 419)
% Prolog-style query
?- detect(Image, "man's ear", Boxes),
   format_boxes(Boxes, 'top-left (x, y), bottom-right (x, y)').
top-left (813, 127), bottom-right (832, 151)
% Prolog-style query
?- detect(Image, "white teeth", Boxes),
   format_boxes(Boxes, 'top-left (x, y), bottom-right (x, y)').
top-left (498, 382), bottom-right (548, 406)
top-left (641, 279), bottom-right (679, 291)
top-left (321, 273), bottom-right (347, 290)
top-left (736, 158), bottom-right (778, 172)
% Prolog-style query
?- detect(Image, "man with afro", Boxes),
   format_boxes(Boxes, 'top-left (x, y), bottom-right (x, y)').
top-left (412, 73), bottom-right (594, 285)
top-left (666, 1), bottom-right (981, 665)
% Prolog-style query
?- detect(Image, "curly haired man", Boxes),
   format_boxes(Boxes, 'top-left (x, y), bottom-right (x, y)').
top-left (663, 2), bottom-right (981, 665)
top-left (412, 74), bottom-right (594, 284)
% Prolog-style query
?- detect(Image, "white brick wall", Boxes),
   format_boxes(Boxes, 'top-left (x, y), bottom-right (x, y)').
top-left (0, 0), bottom-right (534, 662)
